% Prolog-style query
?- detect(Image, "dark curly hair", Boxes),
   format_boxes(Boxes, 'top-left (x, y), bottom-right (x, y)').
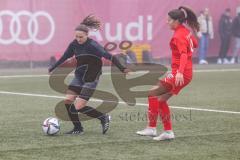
top-left (75, 14), bottom-right (101, 33)
top-left (168, 6), bottom-right (200, 32)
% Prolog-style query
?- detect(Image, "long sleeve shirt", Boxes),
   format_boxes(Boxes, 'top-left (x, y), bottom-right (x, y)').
top-left (49, 38), bottom-right (126, 81)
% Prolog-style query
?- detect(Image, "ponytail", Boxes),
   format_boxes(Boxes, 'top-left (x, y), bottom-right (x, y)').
top-left (168, 6), bottom-right (200, 32)
top-left (75, 14), bottom-right (101, 33)
top-left (179, 6), bottom-right (200, 32)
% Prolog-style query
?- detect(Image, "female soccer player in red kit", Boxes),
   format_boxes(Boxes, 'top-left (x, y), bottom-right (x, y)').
top-left (136, 6), bottom-right (199, 141)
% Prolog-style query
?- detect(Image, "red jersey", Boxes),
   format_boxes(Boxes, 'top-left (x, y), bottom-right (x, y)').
top-left (170, 25), bottom-right (198, 79)
top-left (160, 25), bottom-right (198, 95)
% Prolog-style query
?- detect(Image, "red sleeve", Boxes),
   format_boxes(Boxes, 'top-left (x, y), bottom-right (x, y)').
top-left (178, 53), bottom-right (188, 73)
top-left (175, 38), bottom-right (188, 55)
top-left (175, 38), bottom-right (188, 73)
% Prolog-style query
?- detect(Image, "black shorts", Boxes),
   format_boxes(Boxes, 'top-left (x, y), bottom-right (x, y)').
top-left (68, 77), bottom-right (99, 101)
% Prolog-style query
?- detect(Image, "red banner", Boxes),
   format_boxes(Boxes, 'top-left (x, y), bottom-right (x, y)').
top-left (0, 0), bottom-right (239, 61)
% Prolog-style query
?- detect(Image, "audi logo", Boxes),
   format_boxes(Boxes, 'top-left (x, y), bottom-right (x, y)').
top-left (0, 10), bottom-right (55, 45)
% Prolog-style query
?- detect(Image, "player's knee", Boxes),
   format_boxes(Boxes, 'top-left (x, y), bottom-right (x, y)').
top-left (75, 100), bottom-right (87, 110)
top-left (158, 97), bottom-right (166, 102)
top-left (159, 93), bottom-right (172, 102)
top-left (148, 86), bottom-right (159, 97)
top-left (75, 103), bottom-right (85, 110)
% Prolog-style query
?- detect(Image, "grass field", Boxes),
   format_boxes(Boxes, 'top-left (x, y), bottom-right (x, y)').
top-left (0, 65), bottom-right (240, 160)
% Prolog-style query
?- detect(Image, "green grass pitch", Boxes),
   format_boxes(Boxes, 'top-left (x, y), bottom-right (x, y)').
top-left (0, 65), bottom-right (240, 160)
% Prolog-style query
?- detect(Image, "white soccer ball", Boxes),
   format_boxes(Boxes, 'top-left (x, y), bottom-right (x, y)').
top-left (42, 117), bottom-right (60, 135)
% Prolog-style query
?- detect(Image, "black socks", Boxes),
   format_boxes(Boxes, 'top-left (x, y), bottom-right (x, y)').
top-left (78, 106), bottom-right (105, 121)
top-left (65, 103), bottom-right (106, 130)
top-left (65, 104), bottom-right (83, 130)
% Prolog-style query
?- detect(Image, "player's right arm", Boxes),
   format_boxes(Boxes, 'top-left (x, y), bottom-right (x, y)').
top-left (48, 42), bottom-right (75, 73)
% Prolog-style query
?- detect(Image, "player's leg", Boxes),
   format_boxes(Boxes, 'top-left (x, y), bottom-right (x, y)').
top-left (136, 83), bottom-right (171, 136)
top-left (153, 75), bottom-right (192, 141)
top-left (75, 85), bottom-right (111, 134)
top-left (64, 88), bottom-right (84, 134)
top-left (147, 82), bottom-right (172, 130)
top-left (159, 93), bottom-right (173, 131)
top-left (153, 93), bottom-right (175, 141)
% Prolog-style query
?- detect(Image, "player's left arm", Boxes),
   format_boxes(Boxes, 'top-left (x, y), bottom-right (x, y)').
top-left (92, 41), bottom-right (130, 74)
top-left (175, 38), bottom-right (188, 86)
top-left (176, 38), bottom-right (188, 74)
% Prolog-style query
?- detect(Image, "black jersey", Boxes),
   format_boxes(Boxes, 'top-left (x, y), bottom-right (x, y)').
top-left (49, 38), bottom-right (126, 81)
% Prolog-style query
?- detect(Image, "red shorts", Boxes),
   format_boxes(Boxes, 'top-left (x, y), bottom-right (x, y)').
top-left (160, 72), bottom-right (192, 95)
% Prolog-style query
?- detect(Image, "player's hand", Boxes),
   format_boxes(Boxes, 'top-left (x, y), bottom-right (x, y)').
top-left (175, 72), bottom-right (184, 86)
top-left (48, 67), bottom-right (53, 75)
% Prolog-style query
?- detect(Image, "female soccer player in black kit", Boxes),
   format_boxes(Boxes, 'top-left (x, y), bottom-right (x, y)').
top-left (49, 15), bottom-right (130, 135)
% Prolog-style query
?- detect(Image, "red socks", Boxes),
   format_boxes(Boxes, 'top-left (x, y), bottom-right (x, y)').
top-left (159, 101), bottom-right (172, 131)
top-left (148, 96), bottom-right (172, 131)
top-left (148, 96), bottom-right (159, 128)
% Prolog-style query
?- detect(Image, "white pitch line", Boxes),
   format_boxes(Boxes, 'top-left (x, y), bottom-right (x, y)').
top-left (194, 68), bottom-right (240, 73)
top-left (0, 91), bottom-right (65, 99)
top-left (169, 106), bottom-right (240, 114)
top-left (0, 68), bottom-right (240, 78)
top-left (0, 90), bottom-right (240, 115)
top-left (0, 75), bottom-right (49, 78)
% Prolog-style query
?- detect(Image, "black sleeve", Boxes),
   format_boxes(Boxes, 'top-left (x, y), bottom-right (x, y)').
top-left (91, 41), bottom-right (127, 72)
top-left (111, 55), bottom-right (127, 72)
top-left (49, 42), bottom-right (75, 72)
top-left (91, 40), bottom-right (112, 60)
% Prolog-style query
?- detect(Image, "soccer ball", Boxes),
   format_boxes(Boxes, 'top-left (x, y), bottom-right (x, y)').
top-left (42, 117), bottom-right (60, 135)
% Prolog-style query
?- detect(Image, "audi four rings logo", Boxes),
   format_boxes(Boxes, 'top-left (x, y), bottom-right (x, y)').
top-left (0, 10), bottom-right (55, 45)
